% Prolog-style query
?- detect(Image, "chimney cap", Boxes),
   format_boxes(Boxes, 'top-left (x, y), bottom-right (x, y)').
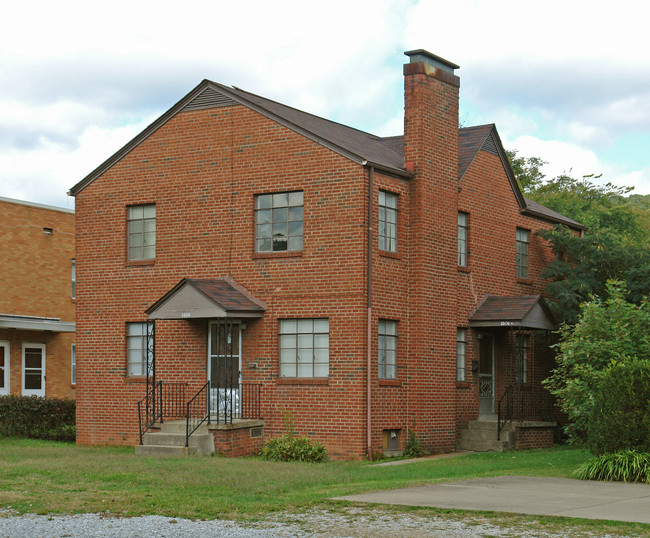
top-left (405, 49), bottom-right (459, 72)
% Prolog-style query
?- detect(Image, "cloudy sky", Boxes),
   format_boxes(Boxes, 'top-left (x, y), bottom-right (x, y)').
top-left (2, 0), bottom-right (649, 210)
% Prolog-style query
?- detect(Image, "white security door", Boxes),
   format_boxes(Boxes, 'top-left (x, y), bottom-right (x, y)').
top-left (22, 343), bottom-right (46, 397)
top-left (208, 321), bottom-right (241, 417)
top-left (0, 341), bottom-right (9, 395)
top-left (478, 334), bottom-right (495, 415)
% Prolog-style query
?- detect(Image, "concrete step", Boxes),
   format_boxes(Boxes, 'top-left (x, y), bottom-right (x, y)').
top-left (135, 444), bottom-right (194, 457)
top-left (457, 438), bottom-right (509, 452)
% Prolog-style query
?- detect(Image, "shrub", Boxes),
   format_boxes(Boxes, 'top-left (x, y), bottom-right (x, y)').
top-left (573, 450), bottom-right (650, 484)
top-left (402, 430), bottom-right (426, 459)
top-left (260, 434), bottom-right (328, 463)
top-left (587, 358), bottom-right (650, 455)
top-left (0, 395), bottom-right (76, 442)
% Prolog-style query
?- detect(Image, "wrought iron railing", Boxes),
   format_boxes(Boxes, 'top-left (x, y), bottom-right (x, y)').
top-left (137, 381), bottom-right (188, 444)
top-left (497, 384), bottom-right (514, 441)
top-left (185, 382), bottom-right (211, 447)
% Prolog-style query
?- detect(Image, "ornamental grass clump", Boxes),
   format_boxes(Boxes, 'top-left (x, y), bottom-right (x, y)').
top-left (573, 450), bottom-right (650, 484)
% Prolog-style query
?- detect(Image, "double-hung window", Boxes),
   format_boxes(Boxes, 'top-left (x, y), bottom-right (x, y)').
top-left (126, 323), bottom-right (148, 376)
top-left (255, 191), bottom-right (303, 252)
top-left (457, 328), bottom-right (467, 382)
top-left (378, 191), bottom-right (398, 252)
top-left (279, 319), bottom-right (329, 377)
top-left (458, 212), bottom-right (469, 267)
top-left (127, 205), bottom-right (156, 260)
top-left (516, 228), bottom-right (530, 278)
top-left (378, 320), bottom-right (397, 379)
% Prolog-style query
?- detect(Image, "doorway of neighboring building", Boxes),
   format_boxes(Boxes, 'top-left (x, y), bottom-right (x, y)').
top-left (208, 320), bottom-right (241, 417)
top-left (22, 343), bottom-right (45, 397)
top-left (478, 333), bottom-right (495, 415)
top-left (0, 341), bottom-right (9, 395)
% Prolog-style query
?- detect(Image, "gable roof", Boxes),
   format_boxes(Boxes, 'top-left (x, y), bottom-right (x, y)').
top-left (68, 80), bottom-right (584, 231)
top-left (146, 277), bottom-right (266, 320)
top-left (69, 80), bottom-right (409, 196)
top-left (469, 294), bottom-right (556, 330)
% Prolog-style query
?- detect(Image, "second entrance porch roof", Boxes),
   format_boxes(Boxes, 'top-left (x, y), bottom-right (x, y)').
top-left (146, 278), bottom-right (266, 320)
top-left (468, 294), bottom-right (555, 331)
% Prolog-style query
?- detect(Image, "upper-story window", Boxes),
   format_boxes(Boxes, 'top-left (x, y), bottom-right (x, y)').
top-left (255, 191), bottom-right (303, 252)
top-left (127, 205), bottom-right (156, 260)
top-left (71, 259), bottom-right (76, 299)
top-left (458, 212), bottom-right (469, 267)
top-left (516, 228), bottom-right (530, 278)
top-left (379, 191), bottom-right (397, 252)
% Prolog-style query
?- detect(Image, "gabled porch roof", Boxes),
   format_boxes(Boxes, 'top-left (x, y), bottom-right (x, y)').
top-left (146, 278), bottom-right (266, 320)
top-left (468, 295), bottom-right (555, 330)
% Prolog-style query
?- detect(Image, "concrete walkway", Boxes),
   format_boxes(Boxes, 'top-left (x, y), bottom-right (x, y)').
top-left (334, 476), bottom-right (650, 524)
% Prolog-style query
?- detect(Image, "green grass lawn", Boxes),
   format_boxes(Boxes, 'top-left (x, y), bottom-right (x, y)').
top-left (0, 438), bottom-right (647, 536)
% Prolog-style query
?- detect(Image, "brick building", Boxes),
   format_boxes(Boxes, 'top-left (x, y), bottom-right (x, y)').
top-left (0, 197), bottom-right (76, 399)
top-left (69, 50), bottom-right (584, 457)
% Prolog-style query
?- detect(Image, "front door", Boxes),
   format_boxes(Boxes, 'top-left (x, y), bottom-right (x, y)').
top-left (23, 343), bottom-right (45, 397)
top-left (0, 341), bottom-right (9, 395)
top-left (478, 334), bottom-right (495, 414)
top-left (208, 320), bottom-right (241, 417)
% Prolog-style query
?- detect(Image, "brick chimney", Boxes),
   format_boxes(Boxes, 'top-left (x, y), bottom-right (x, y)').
top-left (403, 50), bottom-right (460, 453)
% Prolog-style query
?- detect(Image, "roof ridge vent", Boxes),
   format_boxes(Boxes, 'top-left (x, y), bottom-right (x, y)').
top-left (183, 87), bottom-right (236, 111)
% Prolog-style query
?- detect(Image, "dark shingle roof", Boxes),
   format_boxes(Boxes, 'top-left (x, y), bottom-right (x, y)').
top-left (469, 294), bottom-right (556, 330)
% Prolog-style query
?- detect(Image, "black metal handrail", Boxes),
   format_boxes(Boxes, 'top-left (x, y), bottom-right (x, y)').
top-left (497, 384), bottom-right (514, 441)
top-left (137, 381), bottom-right (188, 444)
top-left (186, 382), bottom-right (211, 447)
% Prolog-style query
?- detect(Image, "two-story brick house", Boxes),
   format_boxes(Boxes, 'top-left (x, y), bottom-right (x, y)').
top-left (0, 197), bottom-right (76, 400)
top-left (69, 50), bottom-right (583, 458)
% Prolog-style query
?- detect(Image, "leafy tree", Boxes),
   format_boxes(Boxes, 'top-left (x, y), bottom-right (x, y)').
top-left (544, 282), bottom-right (650, 443)
top-left (506, 151), bottom-right (650, 324)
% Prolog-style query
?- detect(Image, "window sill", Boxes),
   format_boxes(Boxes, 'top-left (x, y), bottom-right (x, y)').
top-left (516, 277), bottom-right (533, 285)
top-left (277, 377), bottom-right (328, 385)
top-left (126, 259), bottom-right (155, 267)
top-left (123, 376), bottom-right (148, 383)
top-left (379, 250), bottom-right (401, 260)
top-left (253, 251), bottom-right (302, 260)
top-left (456, 381), bottom-right (471, 389)
top-left (379, 379), bottom-right (401, 386)
top-left (457, 266), bottom-right (470, 273)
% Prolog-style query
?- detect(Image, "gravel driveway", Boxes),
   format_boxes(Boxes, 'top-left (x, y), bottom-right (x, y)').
top-left (0, 507), bottom-right (633, 537)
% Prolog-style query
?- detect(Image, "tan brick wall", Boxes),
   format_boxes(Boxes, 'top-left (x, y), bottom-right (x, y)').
top-left (0, 198), bottom-right (75, 399)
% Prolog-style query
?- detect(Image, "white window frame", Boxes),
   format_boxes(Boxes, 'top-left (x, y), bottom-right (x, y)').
top-left (516, 228), bottom-right (530, 279)
top-left (71, 343), bottom-right (76, 385)
top-left (458, 212), bottom-right (469, 267)
top-left (279, 318), bottom-right (329, 378)
top-left (127, 204), bottom-right (156, 260)
top-left (378, 320), bottom-right (397, 379)
top-left (457, 329), bottom-right (467, 382)
top-left (378, 191), bottom-right (398, 252)
top-left (22, 343), bottom-right (46, 397)
top-left (0, 340), bottom-right (9, 395)
top-left (126, 322), bottom-right (147, 376)
top-left (255, 191), bottom-right (303, 253)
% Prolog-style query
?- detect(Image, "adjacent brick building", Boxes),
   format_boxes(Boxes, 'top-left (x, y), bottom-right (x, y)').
top-left (69, 50), bottom-right (584, 457)
top-left (0, 197), bottom-right (76, 399)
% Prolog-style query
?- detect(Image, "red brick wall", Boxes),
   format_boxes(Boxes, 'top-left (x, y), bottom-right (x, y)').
top-left (515, 426), bottom-right (555, 450)
top-left (0, 198), bottom-right (76, 399)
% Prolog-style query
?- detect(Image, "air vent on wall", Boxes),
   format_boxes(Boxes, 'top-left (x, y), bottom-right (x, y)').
top-left (480, 133), bottom-right (499, 156)
top-left (183, 87), bottom-right (237, 111)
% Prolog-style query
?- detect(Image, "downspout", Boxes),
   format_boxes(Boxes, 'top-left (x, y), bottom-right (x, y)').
top-left (366, 165), bottom-right (374, 460)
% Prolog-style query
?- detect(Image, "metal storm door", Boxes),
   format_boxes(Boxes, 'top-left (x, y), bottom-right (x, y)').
top-left (0, 341), bottom-right (9, 395)
top-left (478, 334), bottom-right (495, 414)
top-left (208, 320), bottom-right (241, 417)
top-left (23, 343), bottom-right (46, 397)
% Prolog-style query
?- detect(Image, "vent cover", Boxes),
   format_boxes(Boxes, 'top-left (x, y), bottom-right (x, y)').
top-left (183, 87), bottom-right (237, 111)
top-left (480, 133), bottom-right (499, 156)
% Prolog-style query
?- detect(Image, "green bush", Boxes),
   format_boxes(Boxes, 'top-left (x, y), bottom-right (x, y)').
top-left (587, 358), bottom-right (650, 455)
top-left (260, 434), bottom-right (328, 462)
top-left (402, 430), bottom-right (427, 459)
top-left (573, 450), bottom-right (650, 484)
top-left (0, 395), bottom-right (76, 442)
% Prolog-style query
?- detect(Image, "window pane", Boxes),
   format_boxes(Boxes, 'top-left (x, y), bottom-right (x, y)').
top-left (256, 194), bottom-right (272, 210)
top-left (257, 223), bottom-right (272, 239)
top-left (256, 209), bottom-right (272, 225)
top-left (272, 237), bottom-right (287, 251)
top-left (280, 319), bottom-right (296, 334)
top-left (257, 238), bottom-right (272, 252)
top-left (281, 362), bottom-right (296, 377)
top-left (287, 236), bottom-right (303, 251)
top-left (143, 205), bottom-right (156, 218)
top-left (272, 207), bottom-right (288, 223)
top-left (297, 319), bottom-right (313, 333)
top-left (313, 319), bottom-right (329, 332)
top-left (314, 363), bottom-right (328, 377)
top-left (128, 206), bottom-right (143, 219)
top-left (297, 334), bottom-right (313, 348)
top-left (288, 191), bottom-right (303, 206)
top-left (297, 363), bottom-right (313, 377)
top-left (24, 373), bottom-right (42, 390)
top-left (272, 192), bottom-right (288, 207)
